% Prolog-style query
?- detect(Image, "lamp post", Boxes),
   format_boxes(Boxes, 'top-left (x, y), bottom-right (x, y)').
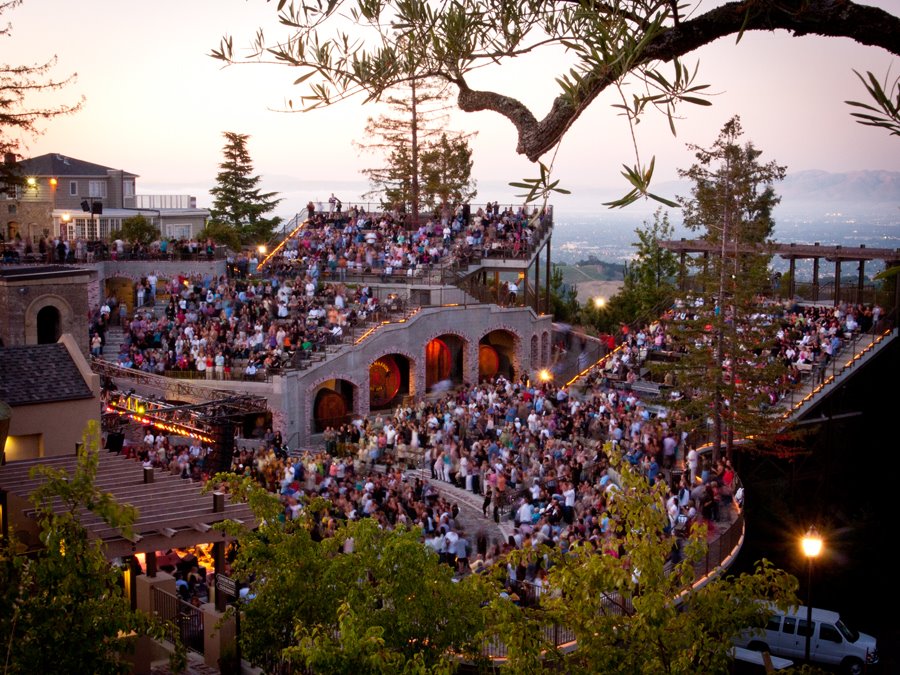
top-left (60, 212), bottom-right (71, 243)
top-left (801, 527), bottom-right (823, 664)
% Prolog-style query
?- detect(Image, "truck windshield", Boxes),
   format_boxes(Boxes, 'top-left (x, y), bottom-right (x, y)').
top-left (835, 619), bottom-right (860, 643)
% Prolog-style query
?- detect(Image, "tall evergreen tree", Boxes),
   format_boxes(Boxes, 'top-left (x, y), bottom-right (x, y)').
top-left (658, 116), bottom-right (787, 462)
top-left (357, 77), bottom-right (476, 223)
top-left (208, 131), bottom-right (282, 246)
top-left (419, 132), bottom-right (477, 211)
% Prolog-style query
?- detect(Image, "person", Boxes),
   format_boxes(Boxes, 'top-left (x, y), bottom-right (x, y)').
top-left (482, 485), bottom-right (493, 517)
top-left (686, 446), bottom-right (699, 484)
top-left (90, 332), bottom-right (103, 357)
top-left (507, 280), bottom-right (518, 304)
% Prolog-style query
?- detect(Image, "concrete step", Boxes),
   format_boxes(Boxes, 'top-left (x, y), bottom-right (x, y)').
top-left (403, 468), bottom-right (515, 540)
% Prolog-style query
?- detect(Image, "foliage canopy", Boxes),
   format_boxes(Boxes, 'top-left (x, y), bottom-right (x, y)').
top-left (0, 422), bottom-right (184, 674)
top-left (208, 131), bottom-right (283, 246)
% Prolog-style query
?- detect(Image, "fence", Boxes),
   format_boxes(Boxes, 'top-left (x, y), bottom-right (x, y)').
top-left (151, 586), bottom-right (205, 654)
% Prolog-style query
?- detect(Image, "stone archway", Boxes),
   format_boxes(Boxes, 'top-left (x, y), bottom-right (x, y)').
top-left (312, 379), bottom-right (357, 433)
top-left (24, 294), bottom-right (74, 346)
top-left (425, 333), bottom-right (467, 391)
top-left (479, 329), bottom-right (519, 382)
top-left (369, 353), bottom-right (413, 411)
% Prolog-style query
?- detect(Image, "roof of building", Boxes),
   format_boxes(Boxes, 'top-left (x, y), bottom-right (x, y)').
top-left (0, 265), bottom-right (94, 281)
top-left (0, 343), bottom-right (94, 405)
top-left (16, 153), bottom-right (138, 178)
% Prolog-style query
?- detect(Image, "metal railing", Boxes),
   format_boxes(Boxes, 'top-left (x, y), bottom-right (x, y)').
top-left (151, 586), bottom-right (205, 654)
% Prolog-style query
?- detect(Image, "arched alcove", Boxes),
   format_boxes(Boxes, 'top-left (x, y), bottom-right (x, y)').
top-left (312, 379), bottom-right (356, 433)
top-left (369, 353), bottom-right (411, 411)
top-left (425, 334), bottom-right (467, 391)
top-left (36, 306), bottom-right (61, 344)
top-left (479, 329), bottom-right (518, 382)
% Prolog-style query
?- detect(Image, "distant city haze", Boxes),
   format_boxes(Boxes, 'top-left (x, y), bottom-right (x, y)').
top-left (6, 0), bottom-right (899, 220)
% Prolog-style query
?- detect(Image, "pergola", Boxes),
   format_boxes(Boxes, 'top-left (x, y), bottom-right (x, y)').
top-left (660, 239), bottom-right (900, 308)
top-left (0, 453), bottom-right (255, 561)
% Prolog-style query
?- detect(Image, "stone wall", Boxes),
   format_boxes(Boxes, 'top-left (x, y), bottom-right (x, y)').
top-left (282, 305), bottom-right (554, 447)
top-left (0, 270), bottom-right (94, 356)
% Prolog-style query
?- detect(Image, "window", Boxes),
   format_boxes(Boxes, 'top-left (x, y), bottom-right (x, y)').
top-left (69, 180), bottom-right (78, 196)
top-left (123, 178), bottom-right (135, 198)
top-left (797, 619), bottom-right (813, 638)
top-left (167, 224), bottom-right (191, 240)
top-left (766, 616), bottom-right (782, 631)
top-left (820, 623), bottom-right (842, 643)
top-left (7, 204), bottom-right (16, 215)
top-left (88, 180), bottom-right (107, 198)
top-left (782, 617), bottom-right (796, 635)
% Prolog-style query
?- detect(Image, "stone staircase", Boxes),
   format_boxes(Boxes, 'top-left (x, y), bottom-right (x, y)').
top-left (404, 467), bottom-right (516, 541)
top-left (100, 324), bottom-right (127, 363)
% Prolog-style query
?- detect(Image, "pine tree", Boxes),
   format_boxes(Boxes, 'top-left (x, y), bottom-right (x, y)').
top-left (658, 116), bottom-right (787, 462)
top-left (357, 77), bottom-right (476, 224)
top-left (420, 132), bottom-right (477, 210)
top-left (208, 131), bottom-right (282, 246)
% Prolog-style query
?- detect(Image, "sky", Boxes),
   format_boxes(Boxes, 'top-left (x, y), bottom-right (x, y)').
top-left (6, 0), bottom-right (900, 218)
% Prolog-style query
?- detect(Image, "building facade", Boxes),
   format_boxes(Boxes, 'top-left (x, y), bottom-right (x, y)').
top-left (2, 153), bottom-right (208, 243)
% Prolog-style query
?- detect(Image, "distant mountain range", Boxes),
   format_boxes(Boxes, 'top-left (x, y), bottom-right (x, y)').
top-left (778, 170), bottom-right (900, 204)
top-left (651, 169), bottom-right (900, 207)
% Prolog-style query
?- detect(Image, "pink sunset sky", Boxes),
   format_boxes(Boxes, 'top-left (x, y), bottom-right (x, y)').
top-left (7, 0), bottom-right (899, 217)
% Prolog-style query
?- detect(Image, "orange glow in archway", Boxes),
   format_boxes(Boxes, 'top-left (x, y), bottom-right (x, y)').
top-left (479, 345), bottom-right (500, 381)
top-left (425, 338), bottom-right (451, 388)
top-left (369, 356), bottom-right (402, 407)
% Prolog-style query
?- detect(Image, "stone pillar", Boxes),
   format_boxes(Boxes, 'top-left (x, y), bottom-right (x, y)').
top-left (545, 236), bottom-right (552, 315)
top-left (812, 255), bottom-right (820, 302)
top-left (788, 257), bottom-right (796, 299)
top-left (135, 570), bottom-right (176, 616)
top-left (131, 571), bottom-right (177, 675)
top-left (201, 602), bottom-right (237, 670)
top-left (466, 338), bottom-right (479, 385)
top-left (857, 258), bottom-right (865, 304)
top-left (834, 259), bottom-right (842, 306)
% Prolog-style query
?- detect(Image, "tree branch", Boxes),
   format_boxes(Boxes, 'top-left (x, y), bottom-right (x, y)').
top-left (456, 0), bottom-right (900, 161)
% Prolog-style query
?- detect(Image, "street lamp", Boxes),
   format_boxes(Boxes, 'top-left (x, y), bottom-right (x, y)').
top-left (801, 527), bottom-right (823, 664)
top-left (60, 212), bottom-right (71, 240)
top-left (594, 296), bottom-right (606, 309)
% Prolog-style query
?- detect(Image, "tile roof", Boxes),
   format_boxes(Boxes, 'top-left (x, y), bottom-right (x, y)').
top-left (15, 153), bottom-right (137, 178)
top-left (0, 343), bottom-right (94, 405)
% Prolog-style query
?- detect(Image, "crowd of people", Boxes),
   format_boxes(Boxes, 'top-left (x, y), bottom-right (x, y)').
top-left (207, 367), bottom-right (736, 608)
top-left (91, 200), bottom-right (887, 614)
top-left (591, 297), bottom-right (883, 407)
top-left (88, 201), bottom-right (549, 380)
